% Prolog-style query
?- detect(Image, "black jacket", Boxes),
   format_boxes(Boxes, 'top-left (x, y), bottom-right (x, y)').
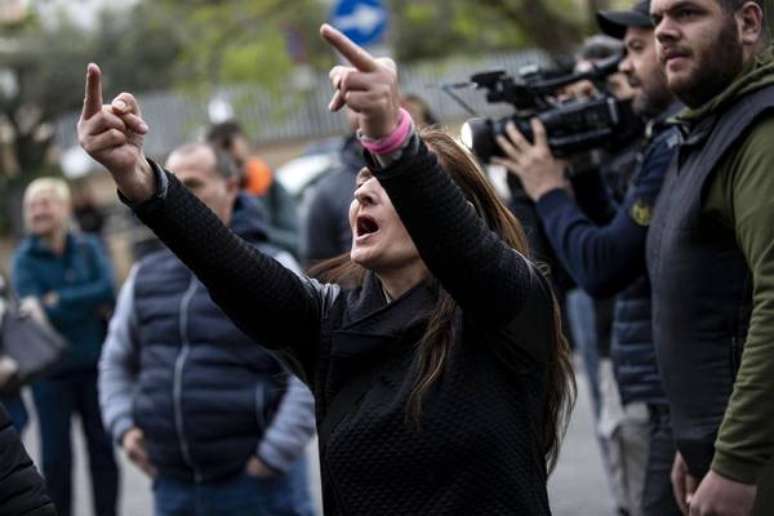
top-left (130, 137), bottom-right (558, 515)
top-left (647, 85), bottom-right (774, 477)
top-left (131, 195), bottom-right (289, 482)
top-left (0, 403), bottom-right (56, 515)
top-left (537, 119), bottom-right (679, 406)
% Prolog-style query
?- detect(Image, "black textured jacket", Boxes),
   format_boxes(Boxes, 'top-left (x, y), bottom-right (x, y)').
top-left (130, 137), bottom-right (557, 515)
top-left (0, 403), bottom-right (56, 515)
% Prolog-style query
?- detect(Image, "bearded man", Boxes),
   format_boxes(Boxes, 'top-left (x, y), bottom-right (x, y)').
top-left (646, 0), bottom-right (774, 514)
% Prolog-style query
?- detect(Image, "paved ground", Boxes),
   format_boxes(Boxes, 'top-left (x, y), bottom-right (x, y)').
top-left (20, 365), bottom-right (612, 516)
top-left (547, 374), bottom-right (612, 516)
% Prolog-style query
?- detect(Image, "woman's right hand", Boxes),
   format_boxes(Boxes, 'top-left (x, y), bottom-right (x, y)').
top-left (321, 24), bottom-right (402, 140)
top-left (77, 63), bottom-right (155, 203)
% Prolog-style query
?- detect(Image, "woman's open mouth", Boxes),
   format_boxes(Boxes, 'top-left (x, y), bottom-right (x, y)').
top-left (356, 214), bottom-right (380, 241)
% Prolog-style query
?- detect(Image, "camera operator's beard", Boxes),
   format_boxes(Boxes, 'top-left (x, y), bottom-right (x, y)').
top-left (669, 16), bottom-right (744, 109)
top-left (633, 79), bottom-right (673, 119)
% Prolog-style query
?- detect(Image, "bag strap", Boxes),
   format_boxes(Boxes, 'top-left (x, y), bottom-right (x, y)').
top-left (318, 369), bottom-right (378, 448)
top-left (3, 277), bottom-right (20, 308)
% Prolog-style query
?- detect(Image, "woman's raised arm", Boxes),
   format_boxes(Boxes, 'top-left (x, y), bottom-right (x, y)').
top-left (372, 139), bottom-right (541, 325)
top-left (320, 25), bottom-right (543, 325)
top-left (77, 64), bottom-right (335, 382)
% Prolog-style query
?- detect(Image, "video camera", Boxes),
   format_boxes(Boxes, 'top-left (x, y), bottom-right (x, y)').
top-left (458, 54), bottom-right (641, 162)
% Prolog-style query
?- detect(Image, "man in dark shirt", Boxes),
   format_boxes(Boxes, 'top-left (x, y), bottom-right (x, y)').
top-left (494, 1), bottom-right (681, 514)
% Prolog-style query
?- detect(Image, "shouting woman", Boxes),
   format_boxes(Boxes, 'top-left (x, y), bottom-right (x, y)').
top-left (77, 24), bottom-right (575, 515)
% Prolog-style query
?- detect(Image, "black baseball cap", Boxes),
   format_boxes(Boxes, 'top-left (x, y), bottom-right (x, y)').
top-left (597, 0), bottom-right (653, 40)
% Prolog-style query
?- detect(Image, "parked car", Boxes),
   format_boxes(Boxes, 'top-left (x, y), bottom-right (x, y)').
top-left (275, 137), bottom-right (343, 200)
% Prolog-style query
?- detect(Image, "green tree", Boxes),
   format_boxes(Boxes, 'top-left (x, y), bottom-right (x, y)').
top-left (155, 0), bottom-right (328, 93)
top-left (143, 0), bottom-right (337, 146)
top-left (0, 3), bottom-right (185, 234)
top-left (0, 0), bottom-right (621, 234)
top-left (389, 0), bottom-right (594, 63)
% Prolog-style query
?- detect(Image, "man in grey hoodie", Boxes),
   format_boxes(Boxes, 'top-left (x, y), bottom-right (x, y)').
top-left (99, 142), bottom-right (316, 516)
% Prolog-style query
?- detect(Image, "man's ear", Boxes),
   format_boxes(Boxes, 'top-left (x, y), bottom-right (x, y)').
top-left (225, 176), bottom-right (240, 197)
top-left (738, 1), bottom-right (765, 47)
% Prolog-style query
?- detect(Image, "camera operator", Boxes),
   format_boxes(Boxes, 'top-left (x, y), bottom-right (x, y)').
top-left (495, 1), bottom-right (682, 515)
top-left (560, 36), bottom-right (646, 516)
top-left (565, 37), bottom-right (644, 205)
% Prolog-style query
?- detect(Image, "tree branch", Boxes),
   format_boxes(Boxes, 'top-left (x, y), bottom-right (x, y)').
top-left (477, 0), bottom-right (584, 53)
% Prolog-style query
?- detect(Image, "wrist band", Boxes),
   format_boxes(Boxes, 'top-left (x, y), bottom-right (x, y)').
top-left (360, 108), bottom-right (413, 155)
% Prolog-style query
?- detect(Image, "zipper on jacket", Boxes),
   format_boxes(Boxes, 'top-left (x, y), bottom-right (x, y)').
top-left (173, 278), bottom-right (203, 483)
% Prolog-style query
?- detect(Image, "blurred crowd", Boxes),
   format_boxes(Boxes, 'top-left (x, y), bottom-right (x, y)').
top-left (0, 0), bottom-right (773, 515)
top-left (0, 91), bottom-right (439, 516)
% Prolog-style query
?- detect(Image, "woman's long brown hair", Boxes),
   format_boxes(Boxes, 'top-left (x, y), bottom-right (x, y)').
top-left (310, 128), bottom-right (576, 474)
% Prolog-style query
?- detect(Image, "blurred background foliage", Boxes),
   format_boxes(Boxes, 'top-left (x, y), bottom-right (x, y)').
top-left (0, 0), bottom-right (625, 234)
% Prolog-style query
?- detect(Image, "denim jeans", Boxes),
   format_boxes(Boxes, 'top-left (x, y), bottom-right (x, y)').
top-left (566, 290), bottom-right (601, 416)
top-left (153, 457), bottom-right (315, 516)
top-left (32, 369), bottom-right (119, 516)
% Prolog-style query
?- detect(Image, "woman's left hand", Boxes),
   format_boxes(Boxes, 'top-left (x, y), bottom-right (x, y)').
top-left (321, 23), bottom-right (401, 140)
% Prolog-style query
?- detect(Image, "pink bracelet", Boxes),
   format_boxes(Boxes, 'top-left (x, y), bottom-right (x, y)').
top-left (360, 108), bottom-right (413, 155)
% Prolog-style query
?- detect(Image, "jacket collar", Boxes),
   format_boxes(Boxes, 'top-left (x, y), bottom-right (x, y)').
top-left (331, 272), bottom-right (436, 359)
top-left (676, 47), bottom-right (774, 128)
top-left (648, 100), bottom-right (684, 137)
top-left (27, 232), bottom-right (76, 258)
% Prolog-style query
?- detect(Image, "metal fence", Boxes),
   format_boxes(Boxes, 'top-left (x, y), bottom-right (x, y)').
top-left (55, 49), bottom-right (549, 158)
